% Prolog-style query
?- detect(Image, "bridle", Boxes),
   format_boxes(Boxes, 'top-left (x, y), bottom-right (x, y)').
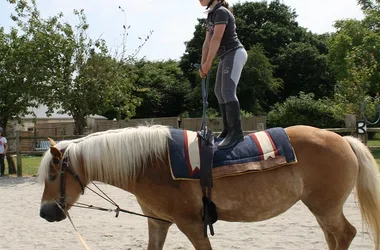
top-left (55, 156), bottom-right (85, 210)
top-left (52, 152), bottom-right (171, 224)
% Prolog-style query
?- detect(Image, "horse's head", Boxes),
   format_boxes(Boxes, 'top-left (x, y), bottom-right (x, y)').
top-left (39, 138), bottom-right (85, 222)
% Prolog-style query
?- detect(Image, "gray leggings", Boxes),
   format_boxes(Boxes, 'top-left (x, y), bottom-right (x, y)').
top-left (214, 47), bottom-right (248, 104)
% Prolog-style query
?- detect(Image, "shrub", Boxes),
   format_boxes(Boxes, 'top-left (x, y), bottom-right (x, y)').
top-left (267, 92), bottom-right (344, 128)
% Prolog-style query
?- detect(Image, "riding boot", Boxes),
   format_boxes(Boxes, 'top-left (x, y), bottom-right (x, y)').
top-left (217, 103), bottom-right (228, 138)
top-left (218, 101), bottom-right (244, 149)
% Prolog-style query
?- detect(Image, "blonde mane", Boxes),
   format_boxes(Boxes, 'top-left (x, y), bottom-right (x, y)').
top-left (38, 125), bottom-right (171, 186)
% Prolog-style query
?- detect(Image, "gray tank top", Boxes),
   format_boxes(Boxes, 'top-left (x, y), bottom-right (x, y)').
top-left (207, 4), bottom-right (243, 58)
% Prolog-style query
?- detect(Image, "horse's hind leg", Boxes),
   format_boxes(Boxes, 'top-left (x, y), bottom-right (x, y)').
top-left (316, 220), bottom-right (336, 249)
top-left (314, 212), bottom-right (356, 250)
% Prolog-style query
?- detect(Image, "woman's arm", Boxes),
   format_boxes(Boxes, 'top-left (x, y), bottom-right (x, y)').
top-left (202, 24), bottom-right (226, 74)
top-left (201, 31), bottom-right (211, 64)
top-left (200, 30), bottom-right (212, 78)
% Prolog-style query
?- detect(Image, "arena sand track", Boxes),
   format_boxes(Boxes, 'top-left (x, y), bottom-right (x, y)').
top-left (0, 176), bottom-right (374, 250)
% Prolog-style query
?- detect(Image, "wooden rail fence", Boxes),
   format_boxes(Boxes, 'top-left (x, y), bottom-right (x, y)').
top-left (6, 127), bottom-right (380, 177)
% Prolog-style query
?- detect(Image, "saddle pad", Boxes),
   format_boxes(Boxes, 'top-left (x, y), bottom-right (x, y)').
top-left (168, 127), bottom-right (297, 180)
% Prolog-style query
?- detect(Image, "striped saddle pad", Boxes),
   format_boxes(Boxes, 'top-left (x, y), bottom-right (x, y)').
top-left (168, 127), bottom-right (297, 180)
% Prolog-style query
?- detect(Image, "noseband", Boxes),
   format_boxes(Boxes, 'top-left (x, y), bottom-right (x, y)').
top-left (56, 156), bottom-right (85, 210)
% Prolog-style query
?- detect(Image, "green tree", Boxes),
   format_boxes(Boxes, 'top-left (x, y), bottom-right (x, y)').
top-left (180, 1), bottom-right (335, 115)
top-left (333, 49), bottom-right (377, 118)
top-left (7, 0), bottom-right (142, 134)
top-left (0, 28), bottom-right (36, 133)
top-left (238, 45), bottom-right (282, 114)
top-left (328, 8), bottom-right (380, 117)
top-left (71, 53), bottom-right (141, 130)
top-left (179, 18), bottom-right (207, 89)
top-left (274, 40), bottom-right (335, 101)
top-left (232, 0), bottom-right (299, 58)
top-left (134, 60), bottom-right (191, 118)
top-left (50, 10), bottom-right (140, 134)
top-left (0, 0), bottom-right (67, 133)
top-left (357, 0), bottom-right (379, 10)
top-left (267, 92), bottom-right (344, 128)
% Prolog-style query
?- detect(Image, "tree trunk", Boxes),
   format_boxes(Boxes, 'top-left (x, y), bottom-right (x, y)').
top-left (74, 116), bottom-right (86, 135)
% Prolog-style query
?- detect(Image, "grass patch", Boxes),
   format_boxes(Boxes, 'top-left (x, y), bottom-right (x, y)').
top-left (21, 155), bottom-right (42, 176)
top-left (371, 150), bottom-right (380, 166)
top-left (368, 140), bottom-right (380, 147)
top-left (7, 155), bottom-right (42, 176)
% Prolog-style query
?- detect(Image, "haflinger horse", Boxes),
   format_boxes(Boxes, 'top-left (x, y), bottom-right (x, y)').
top-left (38, 124), bottom-right (380, 250)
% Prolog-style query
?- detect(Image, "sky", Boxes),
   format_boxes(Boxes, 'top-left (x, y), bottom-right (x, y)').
top-left (0, 0), bottom-right (364, 61)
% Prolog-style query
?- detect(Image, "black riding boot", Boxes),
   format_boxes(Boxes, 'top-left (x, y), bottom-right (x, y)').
top-left (218, 101), bottom-right (244, 149)
top-left (217, 104), bottom-right (228, 138)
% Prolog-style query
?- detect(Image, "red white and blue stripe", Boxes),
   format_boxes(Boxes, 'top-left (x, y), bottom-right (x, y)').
top-left (168, 127), bottom-right (297, 180)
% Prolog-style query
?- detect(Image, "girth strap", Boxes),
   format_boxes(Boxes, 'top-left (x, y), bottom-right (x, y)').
top-left (199, 129), bottom-right (217, 238)
top-left (193, 62), bottom-right (218, 238)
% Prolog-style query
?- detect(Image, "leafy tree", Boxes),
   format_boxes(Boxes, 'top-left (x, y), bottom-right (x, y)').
top-left (179, 18), bottom-right (207, 88)
top-left (71, 53), bottom-right (141, 131)
top-left (357, 0), bottom-right (379, 10)
top-left (328, 7), bottom-right (380, 118)
top-left (232, 0), bottom-right (299, 58)
top-left (7, 0), bottom-right (143, 134)
top-left (238, 45), bottom-right (282, 114)
top-left (0, 0), bottom-right (66, 133)
top-left (0, 28), bottom-right (34, 133)
top-left (51, 11), bottom-right (142, 134)
top-left (267, 92), bottom-right (344, 128)
top-left (333, 48), bottom-right (377, 118)
top-left (134, 60), bottom-right (191, 118)
top-left (274, 41), bottom-right (335, 101)
top-left (180, 0), bottom-right (335, 115)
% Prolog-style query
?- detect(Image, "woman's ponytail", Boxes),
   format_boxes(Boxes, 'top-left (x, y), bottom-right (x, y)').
top-left (207, 0), bottom-right (231, 11)
top-left (221, 0), bottom-right (229, 9)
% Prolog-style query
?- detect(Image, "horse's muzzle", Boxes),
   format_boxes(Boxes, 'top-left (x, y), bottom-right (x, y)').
top-left (40, 203), bottom-right (67, 222)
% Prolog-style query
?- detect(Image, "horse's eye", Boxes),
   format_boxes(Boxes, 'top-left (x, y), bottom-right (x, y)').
top-left (52, 158), bottom-right (60, 165)
top-left (48, 174), bottom-right (57, 182)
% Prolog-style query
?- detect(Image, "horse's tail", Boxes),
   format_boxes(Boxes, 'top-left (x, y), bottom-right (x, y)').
top-left (344, 136), bottom-right (380, 250)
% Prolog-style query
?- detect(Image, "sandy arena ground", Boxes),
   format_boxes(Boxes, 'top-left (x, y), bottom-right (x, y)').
top-left (0, 176), bottom-right (375, 250)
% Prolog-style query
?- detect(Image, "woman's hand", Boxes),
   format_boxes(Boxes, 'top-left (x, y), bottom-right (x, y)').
top-left (201, 60), bottom-right (212, 77)
top-left (199, 68), bottom-right (206, 79)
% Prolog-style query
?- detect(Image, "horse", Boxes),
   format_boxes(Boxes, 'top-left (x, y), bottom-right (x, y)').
top-left (38, 124), bottom-right (380, 250)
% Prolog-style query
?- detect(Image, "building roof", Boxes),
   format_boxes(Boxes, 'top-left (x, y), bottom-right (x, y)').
top-left (23, 105), bottom-right (107, 120)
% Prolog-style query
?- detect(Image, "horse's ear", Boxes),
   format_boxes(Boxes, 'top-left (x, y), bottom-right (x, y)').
top-left (50, 146), bottom-right (62, 159)
top-left (48, 137), bottom-right (56, 146)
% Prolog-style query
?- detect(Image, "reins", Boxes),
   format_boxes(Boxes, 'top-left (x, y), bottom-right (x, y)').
top-left (68, 181), bottom-right (172, 223)
top-left (55, 156), bottom-right (172, 249)
top-left (58, 156), bottom-right (171, 223)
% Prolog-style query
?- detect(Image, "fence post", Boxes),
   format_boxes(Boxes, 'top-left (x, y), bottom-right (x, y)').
top-left (15, 130), bottom-right (22, 177)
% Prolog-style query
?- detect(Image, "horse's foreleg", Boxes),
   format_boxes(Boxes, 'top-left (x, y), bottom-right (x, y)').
top-left (138, 202), bottom-right (173, 250)
top-left (176, 221), bottom-right (212, 250)
top-left (147, 218), bottom-right (172, 250)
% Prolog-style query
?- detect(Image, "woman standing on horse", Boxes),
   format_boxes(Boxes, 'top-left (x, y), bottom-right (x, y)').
top-left (199, 0), bottom-right (248, 149)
